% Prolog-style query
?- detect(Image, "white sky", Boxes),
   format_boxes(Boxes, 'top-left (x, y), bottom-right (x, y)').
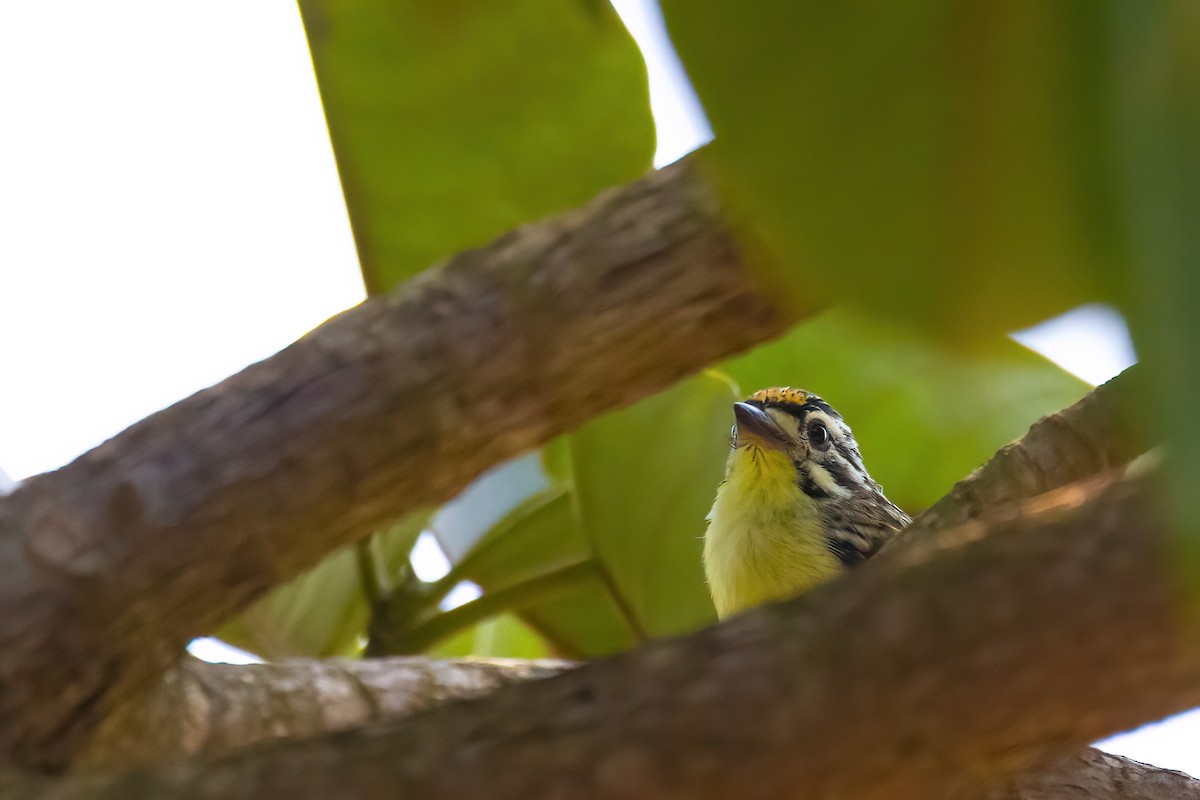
top-left (0, 0), bottom-right (1185, 778)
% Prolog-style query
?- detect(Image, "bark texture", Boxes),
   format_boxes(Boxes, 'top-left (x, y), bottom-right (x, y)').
top-left (78, 656), bottom-right (569, 770)
top-left (0, 157), bottom-right (795, 769)
top-left (898, 366), bottom-right (1141, 541)
top-left (983, 750), bottom-right (1200, 800)
top-left (11, 472), bottom-right (1199, 800)
top-left (74, 659), bottom-right (1200, 800)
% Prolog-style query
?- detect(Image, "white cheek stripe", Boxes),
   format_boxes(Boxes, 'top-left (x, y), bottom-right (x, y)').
top-left (807, 463), bottom-right (853, 498)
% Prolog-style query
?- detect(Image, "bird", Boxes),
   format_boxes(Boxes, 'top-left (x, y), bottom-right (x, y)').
top-left (704, 387), bottom-right (911, 619)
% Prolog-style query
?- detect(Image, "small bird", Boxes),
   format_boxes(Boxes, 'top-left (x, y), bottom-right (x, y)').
top-left (704, 387), bottom-right (911, 619)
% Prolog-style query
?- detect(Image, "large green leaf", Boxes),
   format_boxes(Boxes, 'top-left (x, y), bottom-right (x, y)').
top-left (218, 511), bottom-right (431, 658)
top-left (719, 310), bottom-right (1089, 511)
top-left (566, 372), bottom-right (732, 637)
top-left (1111, 3), bottom-right (1200, 557)
top-left (299, 0), bottom-right (655, 292)
top-left (659, 1), bottom-right (1135, 338)
top-left (421, 488), bottom-right (638, 657)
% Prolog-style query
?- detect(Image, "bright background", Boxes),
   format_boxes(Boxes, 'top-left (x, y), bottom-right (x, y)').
top-left (0, 0), bottom-right (1186, 776)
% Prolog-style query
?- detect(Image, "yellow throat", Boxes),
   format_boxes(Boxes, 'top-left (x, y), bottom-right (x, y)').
top-left (703, 443), bottom-right (841, 619)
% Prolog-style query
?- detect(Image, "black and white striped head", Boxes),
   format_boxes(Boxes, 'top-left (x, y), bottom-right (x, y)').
top-left (731, 387), bottom-right (911, 564)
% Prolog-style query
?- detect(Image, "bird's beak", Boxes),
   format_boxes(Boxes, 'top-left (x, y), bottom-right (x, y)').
top-left (733, 402), bottom-right (788, 451)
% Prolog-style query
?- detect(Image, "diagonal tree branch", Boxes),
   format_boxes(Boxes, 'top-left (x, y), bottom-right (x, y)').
top-left (71, 657), bottom-right (1200, 800)
top-left (985, 749), bottom-right (1200, 800)
top-left (897, 366), bottom-right (1142, 541)
top-left (0, 156), bottom-right (796, 769)
top-left (12, 470), bottom-right (1199, 799)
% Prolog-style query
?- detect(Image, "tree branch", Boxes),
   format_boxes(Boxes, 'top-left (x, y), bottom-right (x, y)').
top-left (984, 749), bottom-right (1200, 800)
top-left (77, 656), bottom-right (569, 771)
top-left (898, 366), bottom-right (1141, 540)
top-left (0, 156), bottom-right (795, 769)
top-left (74, 659), bottom-right (1200, 800)
top-left (14, 471), bottom-right (1199, 799)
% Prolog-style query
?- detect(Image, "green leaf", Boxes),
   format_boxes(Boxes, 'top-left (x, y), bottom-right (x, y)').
top-left (719, 310), bottom-right (1090, 511)
top-left (429, 613), bottom-right (551, 660)
top-left (659, 1), bottom-right (1133, 337)
top-left (431, 455), bottom-right (549, 563)
top-left (217, 510), bottom-right (431, 658)
top-left (449, 490), bottom-right (588, 590)
top-left (414, 374), bottom-right (735, 655)
top-left (539, 436), bottom-right (574, 487)
top-left (426, 490), bottom-right (638, 657)
top-left (1109, 3), bottom-right (1200, 558)
top-left (300, 0), bottom-right (655, 293)
top-left (567, 372), bottom-right (735, 636)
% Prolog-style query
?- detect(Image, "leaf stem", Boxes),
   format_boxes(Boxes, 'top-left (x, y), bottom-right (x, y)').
top-left (389, 560), bottom-right (597, 654)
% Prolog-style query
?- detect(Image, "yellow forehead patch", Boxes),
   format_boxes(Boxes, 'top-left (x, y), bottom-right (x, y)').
top-left (747, 387), bottom-right (810, 406)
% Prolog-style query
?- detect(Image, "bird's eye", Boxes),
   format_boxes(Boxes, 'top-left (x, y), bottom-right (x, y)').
top-left (808, 421), bottom-right (831, 450)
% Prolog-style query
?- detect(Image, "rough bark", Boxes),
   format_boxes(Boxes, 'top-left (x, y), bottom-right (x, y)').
top-left (0, 156), bottom-right (795, 769)
top-left (10, 472), bottom-right (1199, 800)
top-left (71, 658), bottom-right (1200, 799)
top-left (74, 659), bottom-right (1200, 800)
top-left (897, 366), bottom-right (1141, 542)
top-left (983, 750), bottom-right (1200, 800)
top-left (78, 656), bottom-right (569, 771)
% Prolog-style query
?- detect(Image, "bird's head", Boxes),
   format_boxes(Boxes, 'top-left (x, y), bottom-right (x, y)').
top-left (728, 388), bottom-right (870, 495)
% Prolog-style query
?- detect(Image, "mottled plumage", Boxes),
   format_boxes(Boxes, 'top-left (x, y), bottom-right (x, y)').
top-left (704, 388), bottom-right (910, 618)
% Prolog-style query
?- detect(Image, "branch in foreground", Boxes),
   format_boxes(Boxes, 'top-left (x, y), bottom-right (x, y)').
top-left (72, 659), bottom-right (1200, 800)
top-left (0, 156), bottom-right (794, 768)
top-left (73, 658), bottom-right (1200, 800)
top-left (18, 472), bottom-right (1200, 800)
top-left (899, 365), bottom-right (1140, 540)
top-left (984, 749), bottom-right (1200, 800)
top-left (78, 656), bottom-right (569, 770)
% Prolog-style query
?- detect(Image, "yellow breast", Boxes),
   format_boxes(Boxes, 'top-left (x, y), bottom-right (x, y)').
top-left (703, 445), bottom-right (842, 619)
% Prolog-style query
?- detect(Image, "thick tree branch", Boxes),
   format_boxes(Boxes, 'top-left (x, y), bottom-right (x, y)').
top-left (14, 472), bottom-right (1199, 799)
top-left (900, 366), bottom-right (1141, 539)
top-left (72, 659), bottom-right (1200, 799)
top-left (0, 157), bottom-right (795, 769)
top-left (77, 656), bottom-right (568, 770)
top-left (984, 749), bottom-right (1200, 800)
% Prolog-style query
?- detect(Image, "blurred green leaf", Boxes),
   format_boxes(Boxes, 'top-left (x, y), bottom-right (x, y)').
top-left (720, 310), bottom-right (1089, 511)
top-left (218, 510), bottom-right (431, 658)
top-left (540, 437), bottom-right (574, 487)
top-left (659, 1), bottom-right (1133, 337)
top-left (1110, 3), bottom-right (1200, 554)
top-left (299, 0), bottom-right (655, 293)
